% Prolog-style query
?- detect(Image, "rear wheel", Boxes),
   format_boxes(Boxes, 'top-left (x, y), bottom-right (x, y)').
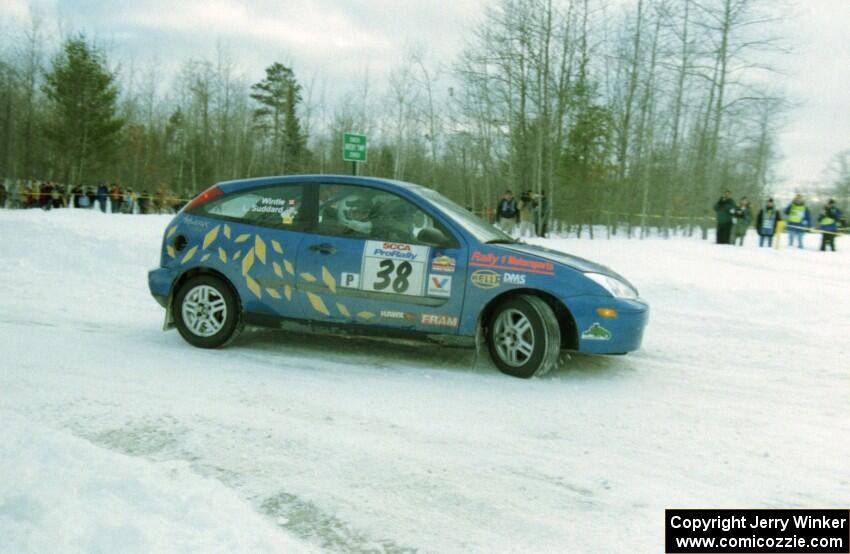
top-left (174, 275), bottom-right (242, 348)
top-left (486, 295), bottom-right (561, 378)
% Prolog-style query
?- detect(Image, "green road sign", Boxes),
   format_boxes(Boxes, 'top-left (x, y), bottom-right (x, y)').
top-left (343, 133), bottom-right (368, 162)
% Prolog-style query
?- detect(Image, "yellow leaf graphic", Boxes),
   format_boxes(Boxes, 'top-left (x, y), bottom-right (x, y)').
top-left (284, 284), bottom-right (292, 301)
top-left (271, 239), bottom-right (283, 254)
top-left (336, 303), bottom-right (350, 317)
top-left (284, 259), bottom-right (294, 275)
top-left (273, 262), bottom-right (283, 278)
top-left (224, 224), bottom-right (231, 239)
top-left (246, 276), bottom-right (262, 298)
top-left (241, 247), bottom-right (255, 276)
top-left (181, 245), bottom-right (198, 264)
top-left (307, 293), bottom-right (329, 316)
top-left (322, 267), bottom-right (337, 293)
top-left (234, 233), bottom-right (250, 243)
top-left (233, 250), bottom-right (242, 261)
top-left (357, 311), bottom-right (375, 320)
top-left (255, 235), bottom-right (266, 264)
top-left (266, 288), bottom-right (281, 299)
top-left (167, 245), bottom-right (175, 258)
top-left (166, 226), bottom-right (177, 238)
top-left (300, 272), bottom-right (316, 283)
top-left (201, 253), bottom-right (211, 262)
top-left (202, 225), bottom-right (220, 249)
top-left (218, 247), bottom-right (227, 263)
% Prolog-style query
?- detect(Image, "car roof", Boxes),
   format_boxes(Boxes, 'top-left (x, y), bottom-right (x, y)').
top-left (216, 174), bottom-right (424, 195)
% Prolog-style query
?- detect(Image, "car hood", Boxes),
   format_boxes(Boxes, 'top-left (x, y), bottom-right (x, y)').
top-left (496, 242), bottom-right (631, 282)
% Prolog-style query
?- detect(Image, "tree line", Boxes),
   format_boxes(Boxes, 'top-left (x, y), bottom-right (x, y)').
top-left (1, 0), bottom-right (838, 235)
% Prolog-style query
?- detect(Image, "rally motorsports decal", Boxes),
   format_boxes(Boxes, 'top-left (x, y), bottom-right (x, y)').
top-left (581, 322), bottom-right (612, 341)
top-left (380, 310), bottom-right (417, 322)
top-left (470, 269), bottom-right (500, 289)
top-left (361, 241), bottom-right (429, 296)
top-left (427, 275), bottom-right (452, 297)
top-left (502, 272), bottom-right (526, 285)
top-left (431, 254), bottom-right (456, 273)
top-left (420, 314), bottom-right (459, 328)
top-left (470, 251), bottom-right (555, 276)
top-left (341, 272), bottom-right (360, 288)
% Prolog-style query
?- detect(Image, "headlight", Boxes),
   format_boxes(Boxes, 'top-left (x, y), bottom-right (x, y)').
top-left (586, 273), bottom-right (638, 299)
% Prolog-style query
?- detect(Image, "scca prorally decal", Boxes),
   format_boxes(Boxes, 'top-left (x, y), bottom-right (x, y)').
top-left (470, 269), bottom-right (500, 289)
top-left (503, 272), bottom-right (526, 285)
top-left (420, 314), bottom-right (458, 328)
top-left (427, 275), bottom-right (452, 297)
top-left (581, 322), bottom-right (612, 341)
top-left (470, 251), bottom-right (555, 276)
top-left (366, 241), bottom-right (429, 262)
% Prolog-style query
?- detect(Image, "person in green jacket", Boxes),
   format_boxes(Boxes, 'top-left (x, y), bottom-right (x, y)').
top-left (713, 190), bottom-right (735, 244)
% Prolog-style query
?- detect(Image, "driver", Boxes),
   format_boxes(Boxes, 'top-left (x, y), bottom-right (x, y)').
top-left (337, 194), bottom-right (373, 236)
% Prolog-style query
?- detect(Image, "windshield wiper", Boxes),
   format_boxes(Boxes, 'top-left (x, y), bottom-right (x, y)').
top-left (484, 238), bottom-right (518, 244)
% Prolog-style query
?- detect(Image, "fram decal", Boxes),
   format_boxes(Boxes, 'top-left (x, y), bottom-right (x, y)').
top-left (431, 254), bottom-right (456, 273)
top-left (341, 272), bottom-right (360, 288)
top-left (427, 275), bottom-right (452, 297)
top-left (470, 251), bottom-right (555, 276)
top-left (421, 314), bottom-right (458, 328)
top-left (470, 269), bottom-right (500, 289)
top-left (503, 272), bottom-right (526, 285)
top-left (380, 310), bottom-right (417, 322)
top-left (581, 322), bottom-right (612, 341)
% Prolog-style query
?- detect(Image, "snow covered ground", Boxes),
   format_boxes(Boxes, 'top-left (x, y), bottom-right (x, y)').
top-left (1, 209), bottom-right (848, 553)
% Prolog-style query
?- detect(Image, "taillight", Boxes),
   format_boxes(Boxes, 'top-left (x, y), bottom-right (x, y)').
top-left (182, 185), bottom-right (224, 212)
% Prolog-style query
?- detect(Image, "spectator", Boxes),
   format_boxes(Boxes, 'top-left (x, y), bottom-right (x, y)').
top-left (24, 181), bottom-right (36, 208)
top-left (535, 190), bottom-right (549, 237)
top-left (518, 190), bottom-right (535, 237)
top-left (0, 182), bottom-right (6, 208)
top-left (818, 199), bottom-right (843, 252)
top-left (784, 193), bottom-right (811, 249)
top-left (496, 190), bottom-right (519, 235)
top-left (124, 187), bottom-right (138, 214)
top-left (110, 183), bottom-right (123, 213)
top-left (730, 197), bottom-right (752, 246)
top-left (8, 180), bottom-right (21, 208)
top-left (96, 183), bottom-right (109, 212)
top-left (39, 181), bottom-right (52, 210)
top-left (755, 198), bottom-right (782, 248)
top-left (85, 186), bottom-right (96, 209)
top-left (138, 189), bottom-right (150, 214)
top-left (71, 184), bottom-right (84, 208)
top-left (50, 183), bottom-right (64, 209)
top-left (713, 190), bottom-right (735, 244)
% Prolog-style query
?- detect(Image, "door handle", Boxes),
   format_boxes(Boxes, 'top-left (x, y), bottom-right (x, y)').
top-left (309, 243), bottom-right (336, 254)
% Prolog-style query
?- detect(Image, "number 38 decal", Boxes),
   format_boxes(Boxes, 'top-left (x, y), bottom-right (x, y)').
top-left (361, 241), bottom-right (429, 296)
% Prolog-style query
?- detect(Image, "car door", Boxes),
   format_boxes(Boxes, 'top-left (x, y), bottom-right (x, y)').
top-left (191, 182), bottom-right (311, 322)
top-left (294, 183), bottom-right (468, 333)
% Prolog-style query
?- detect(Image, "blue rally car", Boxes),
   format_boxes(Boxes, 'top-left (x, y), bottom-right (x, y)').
top-left (148, 175), bottom-right (648, 378)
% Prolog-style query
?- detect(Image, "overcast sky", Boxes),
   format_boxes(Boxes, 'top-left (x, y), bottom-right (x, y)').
top-left (2, 0), bottom-right (848, 193)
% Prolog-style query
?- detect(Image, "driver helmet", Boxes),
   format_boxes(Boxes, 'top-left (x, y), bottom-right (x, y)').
top-left (338, 194), bottom-right (373, 234)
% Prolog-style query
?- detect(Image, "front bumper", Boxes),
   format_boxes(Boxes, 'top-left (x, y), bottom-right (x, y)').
top-left (563, 295), bottom-right (649, 354)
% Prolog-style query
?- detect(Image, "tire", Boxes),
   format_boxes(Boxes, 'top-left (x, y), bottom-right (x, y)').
top-left (486, 294), bottom-right (561, 378)
top-left (173, 275), bottom-right (242, 348)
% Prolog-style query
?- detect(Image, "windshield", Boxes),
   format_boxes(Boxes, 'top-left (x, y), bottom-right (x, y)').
top-left (415, 187), bottom-right (515, 244)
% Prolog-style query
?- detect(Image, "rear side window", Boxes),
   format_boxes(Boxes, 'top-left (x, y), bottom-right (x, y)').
top-left (198, 185), bottom-right (305, 230)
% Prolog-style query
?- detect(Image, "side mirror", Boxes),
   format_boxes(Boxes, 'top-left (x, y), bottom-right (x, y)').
top-left (417, 227), bottom-right (450, 248)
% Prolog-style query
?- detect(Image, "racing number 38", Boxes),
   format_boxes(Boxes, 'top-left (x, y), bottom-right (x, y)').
top-left (374, 260), bottom-right (413, 293)
top-left (361, 241), bottom-right (429, 297)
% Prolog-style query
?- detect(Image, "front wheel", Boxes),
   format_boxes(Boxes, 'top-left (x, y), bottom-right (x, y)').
top-left (173, 275), bottom-right (242, 348)
top-left (486, 295), bottom-right (561, 378)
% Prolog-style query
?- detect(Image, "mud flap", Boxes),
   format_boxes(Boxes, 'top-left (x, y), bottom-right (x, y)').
top-left (162, 293), bottom-right (175, 331)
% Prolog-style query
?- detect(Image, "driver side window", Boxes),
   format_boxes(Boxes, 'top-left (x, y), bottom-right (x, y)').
top-left (317, 184), bottom-right (453, 246)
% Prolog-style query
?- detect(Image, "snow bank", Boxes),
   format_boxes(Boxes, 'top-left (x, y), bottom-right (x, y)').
top-left (0, 410), bottom-right (314, 553)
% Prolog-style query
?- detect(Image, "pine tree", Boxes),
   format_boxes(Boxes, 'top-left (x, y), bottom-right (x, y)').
top-left (42, 35), bottom-right (123, 184)
top-left (251, 63), bottom-right (305, 174)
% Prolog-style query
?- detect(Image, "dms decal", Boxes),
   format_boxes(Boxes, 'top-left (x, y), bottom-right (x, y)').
top-left (581, 322), bottom-right (612, 341)
top-left (470, 251), bottom-right (555, 276)
top-left (430, 254), bottom-right (456, 273)
top-left (420, 314), bottom-right (459, 328)
top-left (427, 275), bottom-right (452, 297)
top-left (380, 310), bottom-right (418, 322)
top-left (502, 272), bottom-right (526, 285)
top-left (341, 272), bottom-right (360, 288)
top-left (470, 269), bottom-right (500, 289)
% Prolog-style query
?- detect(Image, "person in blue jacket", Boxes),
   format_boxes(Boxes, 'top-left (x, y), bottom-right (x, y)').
top-left (96, 183), bottom-right (109, 213)
top-left (755, 198), bottom-right (781, 247)
top-left (784, 193), bottom-right (811, 249)
top-left (818, 199), bottom-right (843, 252)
